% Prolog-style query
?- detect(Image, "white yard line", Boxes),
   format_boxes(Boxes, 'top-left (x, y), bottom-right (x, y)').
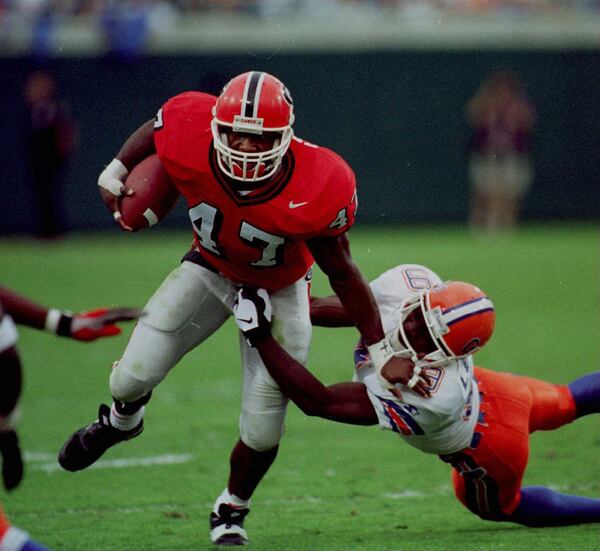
top-left (23, 452), bottom-right (598, 496)
top-left (26, 452), bottom-right (194, 473)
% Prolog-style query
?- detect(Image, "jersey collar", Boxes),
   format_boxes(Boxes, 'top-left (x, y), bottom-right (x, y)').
top-left (209, 144), bottom-right (295, 206)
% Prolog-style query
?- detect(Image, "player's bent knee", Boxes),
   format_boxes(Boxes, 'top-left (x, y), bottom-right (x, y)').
top-left (110, 366), bottom-right (156, 403)
top-left (240, 432), bottom-right (283, 452)
top-left (240, 412), bottom-right (285, 452)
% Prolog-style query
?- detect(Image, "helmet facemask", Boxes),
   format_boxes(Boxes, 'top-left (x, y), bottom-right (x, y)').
top-left (391, 291), bottom-right (456, 367)
top-left (211, 119), bottom-right (293, 183)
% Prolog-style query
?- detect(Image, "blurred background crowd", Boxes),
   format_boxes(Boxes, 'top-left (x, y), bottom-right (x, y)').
top-left (2, 0), bottom-right (597, 21)
top-left (2, 0), bottom-right (599, 59)
top-left (1, 0), bottom-right (599, 48)
top-left (2, 0), bottom-right (600, 17)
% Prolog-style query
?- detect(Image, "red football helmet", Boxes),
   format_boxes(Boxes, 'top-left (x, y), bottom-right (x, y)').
top-left (211, 71), bottom-right (295, 183)
top-left (395, 281), bottom-right (496, 362)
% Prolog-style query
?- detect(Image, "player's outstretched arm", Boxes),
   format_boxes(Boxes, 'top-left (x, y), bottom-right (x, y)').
top-left (98, 118), bottom-right (156, 231)
top-left (234, 288), bottom-right (377, 425)
top-left (0, 286), bottom-right (142, 341)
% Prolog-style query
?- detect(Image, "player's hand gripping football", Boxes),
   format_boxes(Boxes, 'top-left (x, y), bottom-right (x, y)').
top-left (54, 307), bottom-right (144, 341)
top-left (98, 158), bottom-right (135, 232)
top-left (234, 287), bottom-right (272, 347)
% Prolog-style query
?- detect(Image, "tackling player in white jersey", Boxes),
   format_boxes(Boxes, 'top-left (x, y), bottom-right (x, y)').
top-left (350, 265), bottom-right (488, 455)
top-left (232, 264), bottom-right (600, 529)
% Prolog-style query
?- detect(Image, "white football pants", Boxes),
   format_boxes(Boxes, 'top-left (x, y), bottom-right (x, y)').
top-left (109, 260), bottom-right (312, 451)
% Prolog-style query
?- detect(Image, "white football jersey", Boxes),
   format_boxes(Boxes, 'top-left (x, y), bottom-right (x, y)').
top-left (354, 264), bottom-right (480, 455)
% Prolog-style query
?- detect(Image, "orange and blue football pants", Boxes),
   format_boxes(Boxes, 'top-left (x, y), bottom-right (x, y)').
top-left (440, 366), bottom-right (577, 520)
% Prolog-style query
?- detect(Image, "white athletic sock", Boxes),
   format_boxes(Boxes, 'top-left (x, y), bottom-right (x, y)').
top-left (213, 488), bottom-right (250, 513)
top-left (109, 404), bottom-right (144, 431)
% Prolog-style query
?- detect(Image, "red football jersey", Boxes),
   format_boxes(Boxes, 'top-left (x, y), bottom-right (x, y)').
top-left (154, 92), bottom-right (357, 291)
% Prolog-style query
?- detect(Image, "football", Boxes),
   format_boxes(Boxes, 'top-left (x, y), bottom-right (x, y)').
top-left (119, 154), bottom-right (180, 231)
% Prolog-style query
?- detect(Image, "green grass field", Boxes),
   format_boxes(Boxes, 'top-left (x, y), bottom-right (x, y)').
top-left (1, 223), bottom-right (598, 551)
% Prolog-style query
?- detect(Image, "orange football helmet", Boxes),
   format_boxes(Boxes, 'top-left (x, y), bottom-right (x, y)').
top-left (211, 71), bottom-right (295, 183)
top-left (396, 281), bottom-right (496, 362)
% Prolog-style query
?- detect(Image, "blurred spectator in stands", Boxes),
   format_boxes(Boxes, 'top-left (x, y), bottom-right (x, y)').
top-left (23, 70), bottom-right (77, 238)
top-left (466, 70), bottom-right (536, 233)
top-left (30, 3), bottom-right (61, 59)
top-left (100, 0), bottom-right (177, 62)
top-left (100, 0), bottom-right (153, 62)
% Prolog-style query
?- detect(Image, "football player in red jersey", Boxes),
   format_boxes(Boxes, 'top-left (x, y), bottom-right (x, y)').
top-left (57, 71), bottom-right (430, 545)
top-left (0, 286), bottom-right (141, 551)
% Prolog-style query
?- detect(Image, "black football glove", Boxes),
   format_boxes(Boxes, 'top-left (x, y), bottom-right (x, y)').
top-left (0, 430), bottom-right (24, 491)
top-left (234, 287), bottom-right (272, 347)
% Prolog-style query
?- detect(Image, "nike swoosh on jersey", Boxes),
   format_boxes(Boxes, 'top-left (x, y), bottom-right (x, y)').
top-left (289, 200), bottom-right (308, 209)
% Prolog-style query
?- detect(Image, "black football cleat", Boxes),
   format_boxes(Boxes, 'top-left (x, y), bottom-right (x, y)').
top-left (0, 430), bottom-right (24, 490)
top-left (58, 404), bottom-right (143, 472)
top-left (210, 503), bottom-right (250, 546)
